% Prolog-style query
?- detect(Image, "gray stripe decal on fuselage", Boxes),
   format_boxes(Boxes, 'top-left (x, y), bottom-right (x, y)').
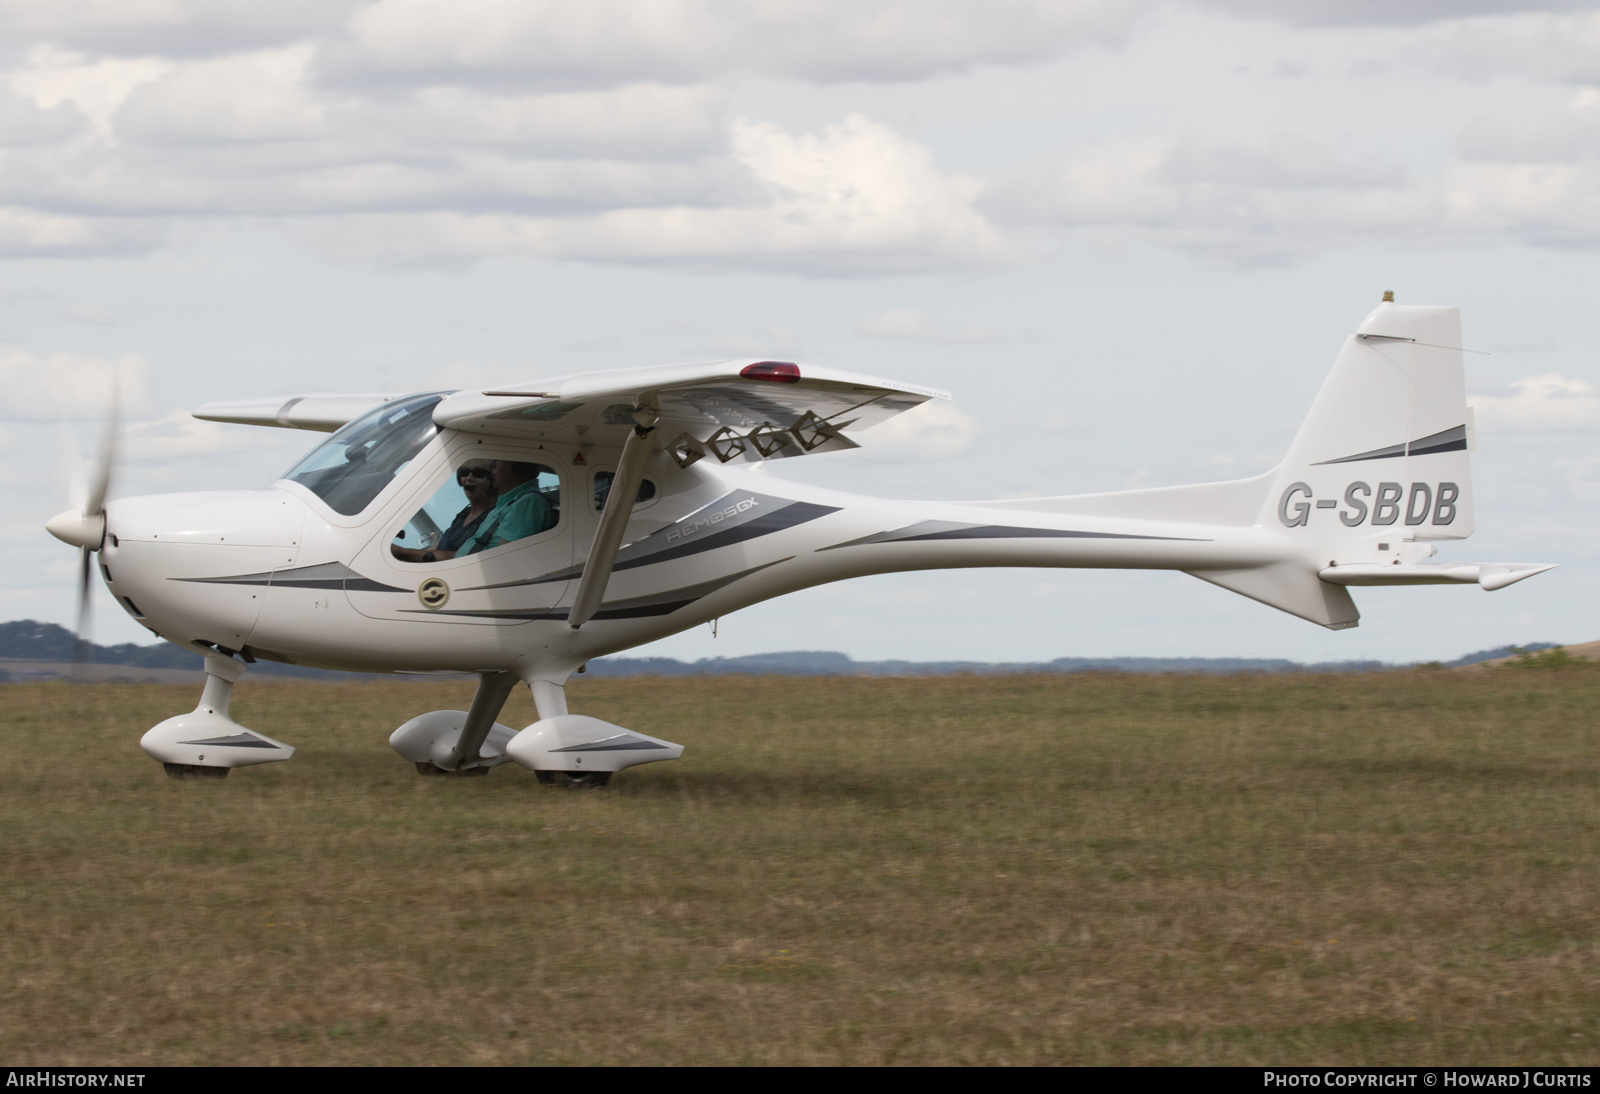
top-left (463, 492), bottom-right (838, 591)
top-left (820, 520), bottom-right (1207, 551)
top-left (177, 733), bottom-right (279, 749)
top-left (400, 560), bottom-right (788, 622)
top-left (1313, 424), bottom-right (1467, 465)
top-left (175, 561), bottom-right (410, 594)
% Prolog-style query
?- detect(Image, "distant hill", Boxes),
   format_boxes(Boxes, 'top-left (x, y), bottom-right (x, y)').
top-left (582, 644), bottom-right (1560, 678)
top-left (0, 620), bottom-right (1567, 682)
top-left (581, 650), bottom-right (1390, 677)
top-left (1454, 641), bottom-right (1594, 669)
top-left (0, 620), bottom-right (348, 680)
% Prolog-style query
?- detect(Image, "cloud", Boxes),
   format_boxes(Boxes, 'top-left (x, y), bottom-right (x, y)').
top-left (418, 359), bottom-right (524, 391)
top-left (700, 324), bottom-right (801, 358)
top-left (0, 208), bottom-right (162, 259)
top-left (1199, 1), bottom-right (1594, 28)
top-left (0, 87), bottom-right (88, 147)
top-left (0, 1), bottom-right (357, 59)
top-left (342, 0), bottom-right (1142, 85)
top-left (1487, 337), bottom-right (1557, 352)
top-left (8, 46), bottom-right (174, 135)
top-left (1556, 453), bottom-right (1600, 501)
top-left (0, 13), bottom-right (1013, 273)
top-left (363, 84), bottom-right (728, 159)
top-left (1457, 100), bottom-right (1600, 165)
top-left (0, 0), bottom-right (1052, 274)
top-left (1158, 137), bottom-right (1405, 190)
top-left (121, 408), bottom-right (300, 463)
top-left (1470, 373), bottom-right (1600, 433)
top-left (857, 307), bottom-right (1004, 343)
top-left (992, 119), bottom-right (1600, 265)
top-left (0, 350), bottom-right (152, 420)
top-left (0, 283), bottom-right (48, 305)
top-left (53, 301), bottom-right (116, 326)
top-left (14, 2), bottom-right (1600, 273)
top-left (854, 398), bottom-right (979, 460)
top-left (114, 44), bottom-right (327, 144)
top-left (1427, 11), bottom-right (1600, 85)
top-left (992, 135), bottom-right (1430, 267)
top-left (298, 115), bottom-right (1012, 272)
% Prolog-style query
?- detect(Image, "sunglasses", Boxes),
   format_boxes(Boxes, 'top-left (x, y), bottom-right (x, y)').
top-left (458, 468), bottom-right (492, 481)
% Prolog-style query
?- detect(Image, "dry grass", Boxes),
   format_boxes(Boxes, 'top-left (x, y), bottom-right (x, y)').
top-left (2, 669), bottom-right (1599, 1065)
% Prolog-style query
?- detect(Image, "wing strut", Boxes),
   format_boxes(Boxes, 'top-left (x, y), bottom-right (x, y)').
top-left (569, 410), bottom-right (657, 629)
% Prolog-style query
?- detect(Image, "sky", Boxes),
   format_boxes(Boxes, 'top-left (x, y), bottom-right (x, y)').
top-left (3, 0), bottom-right (1599, 666)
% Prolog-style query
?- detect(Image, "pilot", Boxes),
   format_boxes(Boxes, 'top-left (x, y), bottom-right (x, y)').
top-left (392, 460), bottom-right (498, 563)
top-left (457, 460), bottom-right (555, 555)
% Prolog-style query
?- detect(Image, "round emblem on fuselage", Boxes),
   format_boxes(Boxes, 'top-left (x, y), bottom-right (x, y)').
top-left (417, 577), bottom-right (450, 610)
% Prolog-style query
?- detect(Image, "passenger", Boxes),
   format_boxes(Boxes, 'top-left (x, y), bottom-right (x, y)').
top-left (392, 461), bottom-right (498, 563)
top-left (457, 460), bottom-right (555, 555)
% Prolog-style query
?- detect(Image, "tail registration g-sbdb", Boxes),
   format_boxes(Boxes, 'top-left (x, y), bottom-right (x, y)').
top-left (46, 298), bottom-right (1554, 784)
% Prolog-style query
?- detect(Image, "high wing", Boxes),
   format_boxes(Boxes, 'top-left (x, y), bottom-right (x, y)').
top-left (435, 358), bottom-right (947, 630)
top-left (432, 358), bottom-right (948, 466)
top-left (190, 359), bottom-right (948, 464)
top-left (193, 393), bottom-right (406, 432)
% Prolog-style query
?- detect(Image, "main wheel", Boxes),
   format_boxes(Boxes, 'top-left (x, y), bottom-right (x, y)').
top-left (415, 762), bottom-right (489, 777)
top-left (164, 763), bottom-right (229, 780)
top-left (534, 770), bottom-right (612, 789)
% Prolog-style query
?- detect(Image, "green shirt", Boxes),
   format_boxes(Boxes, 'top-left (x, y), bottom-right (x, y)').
top-left (460, 479), bottom-right (553, 555)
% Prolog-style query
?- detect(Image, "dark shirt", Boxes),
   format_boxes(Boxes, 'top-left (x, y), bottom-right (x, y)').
top-left (437, 505), bottom-right (490, 554)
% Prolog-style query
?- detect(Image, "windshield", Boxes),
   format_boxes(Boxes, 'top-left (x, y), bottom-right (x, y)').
top-left (282, 393), bottom-right (446, 516)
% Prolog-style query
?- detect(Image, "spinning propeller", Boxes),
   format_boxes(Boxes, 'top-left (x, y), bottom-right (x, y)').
top-left (45, 385), bottom-right (119, 679)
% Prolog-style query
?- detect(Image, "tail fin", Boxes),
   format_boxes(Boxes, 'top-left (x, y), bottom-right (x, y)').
top-left (1265, 301), bottom-right (1473, 547)
top-left (1190, 302), bottom-right (1474, 631)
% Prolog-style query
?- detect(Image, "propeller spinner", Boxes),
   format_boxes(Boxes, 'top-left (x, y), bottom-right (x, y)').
top-left (44, 384), bottom-right (119, 678)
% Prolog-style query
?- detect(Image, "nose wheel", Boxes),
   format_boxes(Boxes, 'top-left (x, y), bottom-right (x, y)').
top-left (535, 770), bottom-right (612, 789)
top-left (164, 763), bottom-right (229, 780)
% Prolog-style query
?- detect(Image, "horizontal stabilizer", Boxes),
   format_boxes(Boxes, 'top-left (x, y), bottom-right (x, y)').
top-left (1320, 562), bottom-right (1556, 591)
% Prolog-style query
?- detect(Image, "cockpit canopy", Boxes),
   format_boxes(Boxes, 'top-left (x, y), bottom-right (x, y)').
top-left (281, 393), bottom-right (444, 515)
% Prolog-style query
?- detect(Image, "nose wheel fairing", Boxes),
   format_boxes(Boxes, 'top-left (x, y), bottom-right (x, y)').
top-left (140, 654), bottom-right (294, 774)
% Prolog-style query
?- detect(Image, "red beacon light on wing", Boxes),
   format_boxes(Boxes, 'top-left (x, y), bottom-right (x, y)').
top-left (740, 361), bottom-right (801, 383)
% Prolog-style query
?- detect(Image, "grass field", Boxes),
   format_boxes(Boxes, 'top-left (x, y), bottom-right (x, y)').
top-left (2, 668), bottom-right (1599, 1066)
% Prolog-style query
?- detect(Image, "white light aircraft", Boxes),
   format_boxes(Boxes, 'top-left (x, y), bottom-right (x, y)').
top-left (46, 297), bottom-right (1555, 785)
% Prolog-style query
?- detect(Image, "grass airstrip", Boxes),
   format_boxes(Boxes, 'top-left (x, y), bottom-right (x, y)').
top-left (2, 661), bottom-right (1599, 1065)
